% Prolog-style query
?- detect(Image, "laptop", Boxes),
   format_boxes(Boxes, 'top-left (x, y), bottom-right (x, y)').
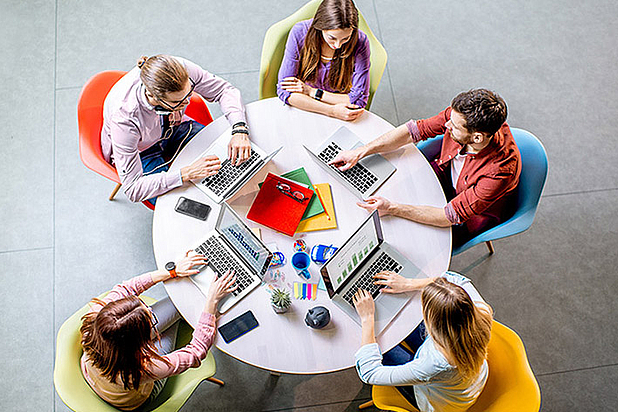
top-left (320, 211), bottom-right (422, 334)
top-left (190, 203), bottom-right (273, 313)
top-left (303, 126), bottom-right (396, 200)
top-left (192, 127), bottom-right (282, 203)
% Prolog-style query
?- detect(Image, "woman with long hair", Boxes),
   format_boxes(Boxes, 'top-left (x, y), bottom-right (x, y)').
top-left (277, 0), bottom-right (370, 121)
top-left (102, 54), bottom-right (252, 206)
top-left (80, 252), bottom-right (236, 410)
top-left (353, 271), bottom-right (493, 412)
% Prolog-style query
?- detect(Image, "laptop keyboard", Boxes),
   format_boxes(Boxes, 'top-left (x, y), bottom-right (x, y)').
top-left (342, 252), bottom-right (403, 306)
top-left (201, 150), bottom-right (261, 196)
top-left (195, 236), bottom-right (256, 297)
top-left (318, 142), bottom-right (378, 194)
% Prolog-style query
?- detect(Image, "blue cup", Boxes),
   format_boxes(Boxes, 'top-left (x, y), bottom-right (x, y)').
top-left (292, 251), bottom-right (311, 280)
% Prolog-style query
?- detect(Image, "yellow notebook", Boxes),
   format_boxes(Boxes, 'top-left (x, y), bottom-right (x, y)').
top-left (296, 183), bottom-right (338, 232)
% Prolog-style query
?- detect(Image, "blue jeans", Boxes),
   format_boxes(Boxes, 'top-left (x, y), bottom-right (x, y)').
top-left (381, 322), bottom-right (426, 409)
top-left (140, 120), bottom-right (205, 206)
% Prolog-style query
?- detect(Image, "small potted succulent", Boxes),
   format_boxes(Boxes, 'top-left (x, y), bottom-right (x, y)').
top-left (271, 288), bottom-right (291, 314)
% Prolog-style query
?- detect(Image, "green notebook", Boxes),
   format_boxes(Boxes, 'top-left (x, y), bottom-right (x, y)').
top-left (259, 167), bottom-right (324, 220)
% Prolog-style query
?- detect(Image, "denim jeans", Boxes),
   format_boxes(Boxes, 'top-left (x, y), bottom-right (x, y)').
top-left (140, 120), bottom-right (205, 206)
top-left (380, 322), bottom-right (427, 409)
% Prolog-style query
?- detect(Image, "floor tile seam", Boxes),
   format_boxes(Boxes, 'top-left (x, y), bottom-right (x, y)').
top-left (536, 362), bottom-right (618, 378)
top-left (371, 0), bottom-right (400, 124)
top-left (543, 187), bottom-right (618, 198)
top-left (0, 246), bottom-right (54, 255)
top-left (53, 0), bottom-right (59, 410)
top-left (261, 397), bottom-right (372, 411)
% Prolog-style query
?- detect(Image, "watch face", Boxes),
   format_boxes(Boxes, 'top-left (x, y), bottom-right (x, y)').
top-left (165, 261), bottom-right (175, 271)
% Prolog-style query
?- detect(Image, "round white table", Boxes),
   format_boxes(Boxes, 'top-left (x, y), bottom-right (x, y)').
top-left (152, 97), bottom-right (451, 374)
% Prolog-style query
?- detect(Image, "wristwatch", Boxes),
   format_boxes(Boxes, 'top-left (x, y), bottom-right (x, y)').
top-left (313, 88), bottom-right (324, 101)
top-left (165, 261), bottom-right (177, 278)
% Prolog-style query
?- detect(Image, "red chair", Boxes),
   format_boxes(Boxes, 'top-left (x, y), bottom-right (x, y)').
top-left (77, 70), bottom-right (213, 210)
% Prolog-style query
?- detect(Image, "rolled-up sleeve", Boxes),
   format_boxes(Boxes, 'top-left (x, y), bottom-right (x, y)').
top-left (415, 108), bottom-right (451, 140)
top-left (277, 22), bottom-right (305, 104)
top-left (184, 59), bottom-right (246, 125)
top-left (347, 32), bottom-right (371, 107)
top-left (448, 171), bottom-right (515, 223)
top-left (111, 116), bottom-right (183, 203)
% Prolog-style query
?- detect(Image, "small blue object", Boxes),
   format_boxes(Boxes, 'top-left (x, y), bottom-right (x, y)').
top-left (310, 244), bottom-right (338, 264)
top-left (268, 251), bottom-right (286, 268)
top-left (298, 268), bottom-right (311, 280)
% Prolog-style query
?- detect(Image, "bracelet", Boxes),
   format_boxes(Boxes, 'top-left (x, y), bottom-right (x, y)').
top-left (232, 122), bottom-right (247, 129)
top-left (314, 88), bottom-right (324, 101)
top-left (231, 129), bottom-right (249, 136)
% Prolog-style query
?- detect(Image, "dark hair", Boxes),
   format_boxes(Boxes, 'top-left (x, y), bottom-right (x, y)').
top-left (137, 55), bottom-right (189, 100)
top-left (80, 296), bottom-right (169, 390)
top-left (451, 89), bottom-right (507, 136)
top-left (422, 277), bottom-right (493, 379)
top-left (298, 0), bottom-right (359, 93)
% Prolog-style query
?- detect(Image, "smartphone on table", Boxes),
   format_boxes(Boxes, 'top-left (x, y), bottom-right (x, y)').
top-left (218, 311), bottom-right (259, 343)
top-left (174, 197), bottom-right (211, 221)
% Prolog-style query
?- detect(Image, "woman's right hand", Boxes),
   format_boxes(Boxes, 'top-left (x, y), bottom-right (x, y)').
top-left (205, 270), bottom-right (237, 314)
top-left (181, 155), bottom-right (221, 181)
top-left (330, 103), bottom-right (364, 121)
top-left (373, 271), bottom-right (412, 294)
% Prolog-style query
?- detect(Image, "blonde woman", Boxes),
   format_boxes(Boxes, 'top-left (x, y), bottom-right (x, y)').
top-left (353, 271), bottom-right (493, 412)
top-left (277, 0), bottom-right (370, 121)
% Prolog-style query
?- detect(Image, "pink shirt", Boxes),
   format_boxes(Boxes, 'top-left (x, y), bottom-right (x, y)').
top-left (101, 57), bottom-right (246, 202)
top-left (80, 273), bottom-right (216, 410)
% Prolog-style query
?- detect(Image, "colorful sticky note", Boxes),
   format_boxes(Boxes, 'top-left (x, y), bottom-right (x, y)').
top-left (294, 282), bottom-right (300, 299)
top-left (312, 283), bottom-right (318, 300)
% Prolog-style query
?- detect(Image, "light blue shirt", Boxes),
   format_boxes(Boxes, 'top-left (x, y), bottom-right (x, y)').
top-left (354, 272), bottom-right (488, 412)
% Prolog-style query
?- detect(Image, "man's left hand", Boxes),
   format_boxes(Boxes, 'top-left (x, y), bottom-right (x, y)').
top-left (357, 196), bottom-right (393, 216)
top-left (228, 134), bottom-right (251, 166)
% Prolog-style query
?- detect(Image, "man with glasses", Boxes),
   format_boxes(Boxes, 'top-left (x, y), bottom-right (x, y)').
top-left (102, 55), bottom-right (251, 206)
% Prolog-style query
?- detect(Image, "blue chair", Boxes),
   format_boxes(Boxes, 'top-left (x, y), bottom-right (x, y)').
top-left (416, 128), bottom-right (548, 255)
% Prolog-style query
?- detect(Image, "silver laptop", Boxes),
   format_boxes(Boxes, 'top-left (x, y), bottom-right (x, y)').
top-left (320, 211), bottom-right (422, 334)
top-left (190, 203), bottom-right (273, 313)
top-left (304, 126), bottom-right (396, 200)
top-left (192, 127), bottom-right (282, 203)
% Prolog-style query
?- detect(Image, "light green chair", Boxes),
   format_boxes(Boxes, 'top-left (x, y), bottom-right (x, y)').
top-left (54, 294), bottom-right (224, 412)
top-left (258, 0), bottom-right (388, 109)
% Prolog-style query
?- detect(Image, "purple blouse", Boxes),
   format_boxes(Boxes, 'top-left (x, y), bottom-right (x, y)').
top-left (277, 19), bottom-right (371, 107)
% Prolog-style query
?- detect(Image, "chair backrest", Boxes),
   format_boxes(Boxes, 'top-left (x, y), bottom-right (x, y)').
top-left (468, 321), bottom-right (541, 412)
top-left (258, 0), bottom-right (388, 109)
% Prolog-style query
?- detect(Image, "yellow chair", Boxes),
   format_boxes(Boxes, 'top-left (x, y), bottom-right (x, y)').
top-left (359, 321), bottom-right (541, 412)
top-left (258, 0), bottom-right (388, 109)
top-left (54, 294), bottom-right (224, 412)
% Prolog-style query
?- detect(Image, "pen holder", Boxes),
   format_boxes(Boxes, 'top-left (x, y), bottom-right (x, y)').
top-left (291, 251), bottom-right (311, 280)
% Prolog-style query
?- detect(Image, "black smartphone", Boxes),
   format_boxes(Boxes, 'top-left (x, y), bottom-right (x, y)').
top-left (174, 197), bottom-right (211, 221)
top-left (218, 310), bottom-right (259, 344)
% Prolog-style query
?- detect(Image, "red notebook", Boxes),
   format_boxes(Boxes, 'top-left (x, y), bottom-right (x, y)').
top-left (247, 172), bottom-right (314, 236)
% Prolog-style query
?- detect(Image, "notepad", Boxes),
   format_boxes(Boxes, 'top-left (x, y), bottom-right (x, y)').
top-left (260, 168), bottom-right (323, 220)
top-left (296, 183), bottom-right (337, 232)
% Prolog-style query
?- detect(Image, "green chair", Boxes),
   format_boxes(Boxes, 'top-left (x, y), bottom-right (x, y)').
top-left (258, 0), bottom-right (388, 109)
top-left (54, 294), bottom-right (224, 412)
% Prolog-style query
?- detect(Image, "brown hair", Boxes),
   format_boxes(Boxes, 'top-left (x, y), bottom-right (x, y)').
top-left (298, 0), bottom-right (359, 93)
top-left (451, 89), bottom-right (508, 136)
top-left (421, 277), bottom-right (493, 379)
top-left (137, 55), bottom-right (189, 100)
top-left (80, 296), bottom-right (169, 390)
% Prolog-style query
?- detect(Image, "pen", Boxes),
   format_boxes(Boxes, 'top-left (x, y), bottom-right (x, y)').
top-left (314, 185), bottom-right (330, 220)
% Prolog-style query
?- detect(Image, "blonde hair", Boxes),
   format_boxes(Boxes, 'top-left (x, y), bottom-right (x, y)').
top-left (136, 55), bottom-right (189, 99)
top-left (421, 277), bottom-right (493, 379)
top-left (298, 0), bottom-right (359, 93)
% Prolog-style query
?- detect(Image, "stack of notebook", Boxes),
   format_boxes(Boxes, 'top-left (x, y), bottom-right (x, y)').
top-left (247, 168), bottom-right (337, 236)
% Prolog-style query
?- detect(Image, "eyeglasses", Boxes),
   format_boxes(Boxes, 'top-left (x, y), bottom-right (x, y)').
top-left (276, 182), bottom-right (308, 203)
top-left (138, 297), bottom-right (158, 328)
top-left (158, 78), bottom-right (195, 110)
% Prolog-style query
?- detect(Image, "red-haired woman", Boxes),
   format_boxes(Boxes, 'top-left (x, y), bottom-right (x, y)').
top-left (277, 0), bottom-right (370, 121)
top-left (80, 252), bottom-right (235, 410)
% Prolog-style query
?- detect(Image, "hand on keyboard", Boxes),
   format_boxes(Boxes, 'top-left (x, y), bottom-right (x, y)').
top-left (352, 289), bottom-right (375, 325)
top-left (228, 134), bottom-right (251, 166)
top-left (205, 270), bottom-right (238, 315)
top-left (181, 155), bottom-right (221, 181)
top-left (373, 271), bottom-right (412, 294)
top-left (176, 250), bottom-right (209, 277)
top-left (357, 195), bottom-right (393, 217)
top-left (330, 146), bottom-right (366, 171)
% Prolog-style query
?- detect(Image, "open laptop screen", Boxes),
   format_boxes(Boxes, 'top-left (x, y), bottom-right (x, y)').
top-left (321, 211), bottom-right (383, 297)
top-left (217, 203), bottom-right (272, 277)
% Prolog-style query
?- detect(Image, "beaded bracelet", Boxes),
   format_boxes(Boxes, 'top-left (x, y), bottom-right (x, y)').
top-left (231, 129), bottom-right (249, 136)
top-left (232, 122), bottom-right (247, 129)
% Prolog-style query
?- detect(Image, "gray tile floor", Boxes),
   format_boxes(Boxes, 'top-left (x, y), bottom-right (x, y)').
top-left (1, 0), bottom-right (616, 411)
